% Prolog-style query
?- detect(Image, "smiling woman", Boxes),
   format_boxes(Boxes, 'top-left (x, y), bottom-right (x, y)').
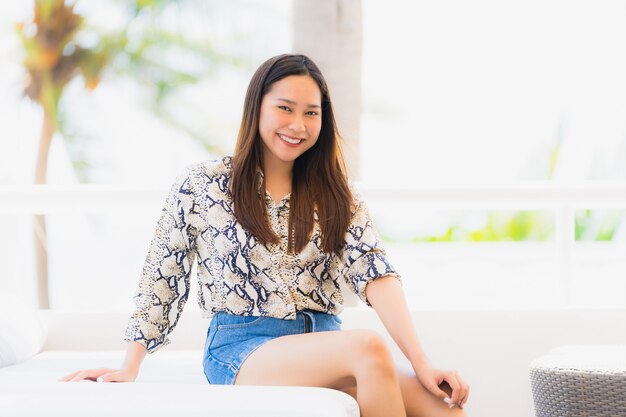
top-left (58, 54), bottom-right (470, 417)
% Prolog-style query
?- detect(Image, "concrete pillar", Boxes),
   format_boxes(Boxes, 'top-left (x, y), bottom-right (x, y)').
top-left (292, 0), bottom-right (362, 179)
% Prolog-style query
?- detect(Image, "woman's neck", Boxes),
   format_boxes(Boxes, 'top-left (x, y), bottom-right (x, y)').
top-left (262, 153), bottom-right (293, 204)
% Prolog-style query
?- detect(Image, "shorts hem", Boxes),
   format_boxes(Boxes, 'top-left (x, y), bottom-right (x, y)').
top-left (228, 336), bottom-right (273, 384)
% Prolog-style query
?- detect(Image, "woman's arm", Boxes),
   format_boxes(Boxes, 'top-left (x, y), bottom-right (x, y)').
top-left (365, 275), bottom-right (429, 367)
top-left (365, 275), bottom-right (470, 409)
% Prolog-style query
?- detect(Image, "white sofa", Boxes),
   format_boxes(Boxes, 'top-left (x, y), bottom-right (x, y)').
top-left (1, 307), bottom-right (625, 417)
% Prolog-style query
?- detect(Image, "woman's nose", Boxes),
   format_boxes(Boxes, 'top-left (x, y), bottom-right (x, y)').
top-left (288, 115), bottom-right (306, 132)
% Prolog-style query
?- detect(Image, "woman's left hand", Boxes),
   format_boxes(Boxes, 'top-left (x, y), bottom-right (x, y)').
top-left (413, 362), bottom-right (470, 409)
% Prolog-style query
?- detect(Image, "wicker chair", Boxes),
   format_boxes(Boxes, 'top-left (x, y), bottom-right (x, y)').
top-left (530, 345), bottom-right (626, 417)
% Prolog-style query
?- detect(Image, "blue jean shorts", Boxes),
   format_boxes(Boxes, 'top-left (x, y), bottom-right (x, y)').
top-left (203, 310), bottom-right (342, 385)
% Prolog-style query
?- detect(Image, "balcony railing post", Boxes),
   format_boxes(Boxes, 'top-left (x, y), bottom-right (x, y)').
top-left (555, 205), bottom-right (575, 307)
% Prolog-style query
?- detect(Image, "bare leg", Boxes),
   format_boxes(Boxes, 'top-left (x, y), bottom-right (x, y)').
top-left (339, 367), bottom-right (469, 417)
top-left (234, 329), bottom-right (407, 417)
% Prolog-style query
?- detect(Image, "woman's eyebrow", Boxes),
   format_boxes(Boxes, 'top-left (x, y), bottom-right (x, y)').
top-left (276, 98), bottom-right (321, 109)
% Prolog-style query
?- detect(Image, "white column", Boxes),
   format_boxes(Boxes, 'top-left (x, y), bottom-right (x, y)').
top-left (292, 0), bottom-right (362, 179)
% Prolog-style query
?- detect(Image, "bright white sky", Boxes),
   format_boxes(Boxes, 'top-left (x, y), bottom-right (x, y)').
top-left (361, 0), bottom-right (626, 186)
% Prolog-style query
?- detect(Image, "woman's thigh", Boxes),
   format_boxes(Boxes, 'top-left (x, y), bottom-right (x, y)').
top-left (234, 329), bottom-right (378, 389)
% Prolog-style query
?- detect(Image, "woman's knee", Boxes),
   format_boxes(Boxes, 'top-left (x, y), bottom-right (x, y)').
top-left (351, 329), bottom-right (396, 377)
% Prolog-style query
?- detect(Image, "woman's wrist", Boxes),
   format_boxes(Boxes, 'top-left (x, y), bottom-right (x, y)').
top-left (121, 365), bottom-right (139, 381)
top-left (122, 341), bottom-right (147, 375)
top-left (410, 356), bottom-right (431, 372)
top-left (123, 363), bottom-right (140, 374)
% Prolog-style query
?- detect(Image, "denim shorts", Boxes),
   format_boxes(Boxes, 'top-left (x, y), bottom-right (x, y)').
top-left (203, 310), bottom-right (342, 385)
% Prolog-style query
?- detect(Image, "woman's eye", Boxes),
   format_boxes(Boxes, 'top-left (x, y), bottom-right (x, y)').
top-left (307, 111), bottom-right (319, 116)
top-left (278, 106), bottom-right (291, 112)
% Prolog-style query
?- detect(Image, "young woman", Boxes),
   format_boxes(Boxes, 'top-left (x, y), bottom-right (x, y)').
top-left (61, 54), bottom-right (470, 417)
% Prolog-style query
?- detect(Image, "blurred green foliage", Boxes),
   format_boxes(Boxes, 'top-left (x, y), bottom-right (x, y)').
top-left (381, 210), bottom-right (553, 243)
top-left (17, 0), bottom-right (242, 181)
top-left (575, 209), bottom-right (625, 241)
top-left (381, 209), bottom-right (624, 243)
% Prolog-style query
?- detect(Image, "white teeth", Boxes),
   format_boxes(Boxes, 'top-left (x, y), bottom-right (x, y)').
top-left (279, 134), bottom-right (302, 145)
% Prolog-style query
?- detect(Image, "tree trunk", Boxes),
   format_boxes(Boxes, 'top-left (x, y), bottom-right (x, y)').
top-left (34, 108), bottom-right (54, 309)
top-left (292, 0), bottom-right (363, 179)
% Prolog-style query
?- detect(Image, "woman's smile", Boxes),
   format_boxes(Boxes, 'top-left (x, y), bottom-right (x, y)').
top-left (278, 133), bottom-right (304, 146)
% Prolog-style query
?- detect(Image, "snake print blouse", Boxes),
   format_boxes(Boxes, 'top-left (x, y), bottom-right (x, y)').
top-left (123, 156), bottom-right (400, 353)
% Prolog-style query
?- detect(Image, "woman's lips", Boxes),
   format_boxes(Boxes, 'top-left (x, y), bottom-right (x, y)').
top-left (278, 133), bottom-right (304, 146)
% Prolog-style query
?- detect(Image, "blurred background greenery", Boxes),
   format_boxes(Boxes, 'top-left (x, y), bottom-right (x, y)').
top-left (16, 0), bottom-right (245, 184)
top-left (379, 209), bottom-right (625, 243)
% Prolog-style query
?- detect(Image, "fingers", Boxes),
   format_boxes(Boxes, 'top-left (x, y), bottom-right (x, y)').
top-left (71, 370), bottom-right (92, 382)
top-left (58, 368), bottom-right (115, 382)
top-left (443, 371), bottom-right (462, 406)
top-left (59, 370), bottom-right (81, 382)
top-left (99, 371), bottom-right (123, 383)
top-left (444, 370), bottom-right (470, 409)
top-left (435, 380), bottom-right (453, 401)
top-left (455, 372), bottom-right (471, 408)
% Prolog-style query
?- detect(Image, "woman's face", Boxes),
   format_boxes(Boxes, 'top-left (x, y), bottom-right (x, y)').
top-left (258, 74), bottom-right (322, 167)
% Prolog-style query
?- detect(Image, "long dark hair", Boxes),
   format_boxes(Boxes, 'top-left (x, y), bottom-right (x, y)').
top-left (231, 54), bottom-right (353, 254)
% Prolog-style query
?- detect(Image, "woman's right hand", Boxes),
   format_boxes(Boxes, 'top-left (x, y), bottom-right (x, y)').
top-left (58, 367), bottom-right (138, 383)
top-left (59, 342), bottom-right (146, 383)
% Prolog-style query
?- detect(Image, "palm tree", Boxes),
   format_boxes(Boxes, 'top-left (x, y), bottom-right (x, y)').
top-left (16, 0), bottom-right (236, 308)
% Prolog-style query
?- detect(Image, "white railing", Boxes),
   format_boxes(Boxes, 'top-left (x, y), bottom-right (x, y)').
top-left (1, 181), bottom-right (625, 307)
top-left (3, 181), bottom-right (625, 210)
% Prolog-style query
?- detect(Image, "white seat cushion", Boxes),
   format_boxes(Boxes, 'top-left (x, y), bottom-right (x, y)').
top-left (0, 350), bottom-right (359, 417)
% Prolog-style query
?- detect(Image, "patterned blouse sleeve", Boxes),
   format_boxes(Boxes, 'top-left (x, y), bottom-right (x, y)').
top-left (123, 167), bottom-right (198, 354)
top-left (340, 192), bottom-right (401, 307)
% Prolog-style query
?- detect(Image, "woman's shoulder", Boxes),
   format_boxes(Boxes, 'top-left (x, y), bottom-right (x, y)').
top-left (344, 178), bottom-right (366, 217)
top-left (180, 155), bottom-right (233, 179)
top-left (166, 156), bottom-right (233, 197)
top-left (346, 178), bottom-right (363, 202)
